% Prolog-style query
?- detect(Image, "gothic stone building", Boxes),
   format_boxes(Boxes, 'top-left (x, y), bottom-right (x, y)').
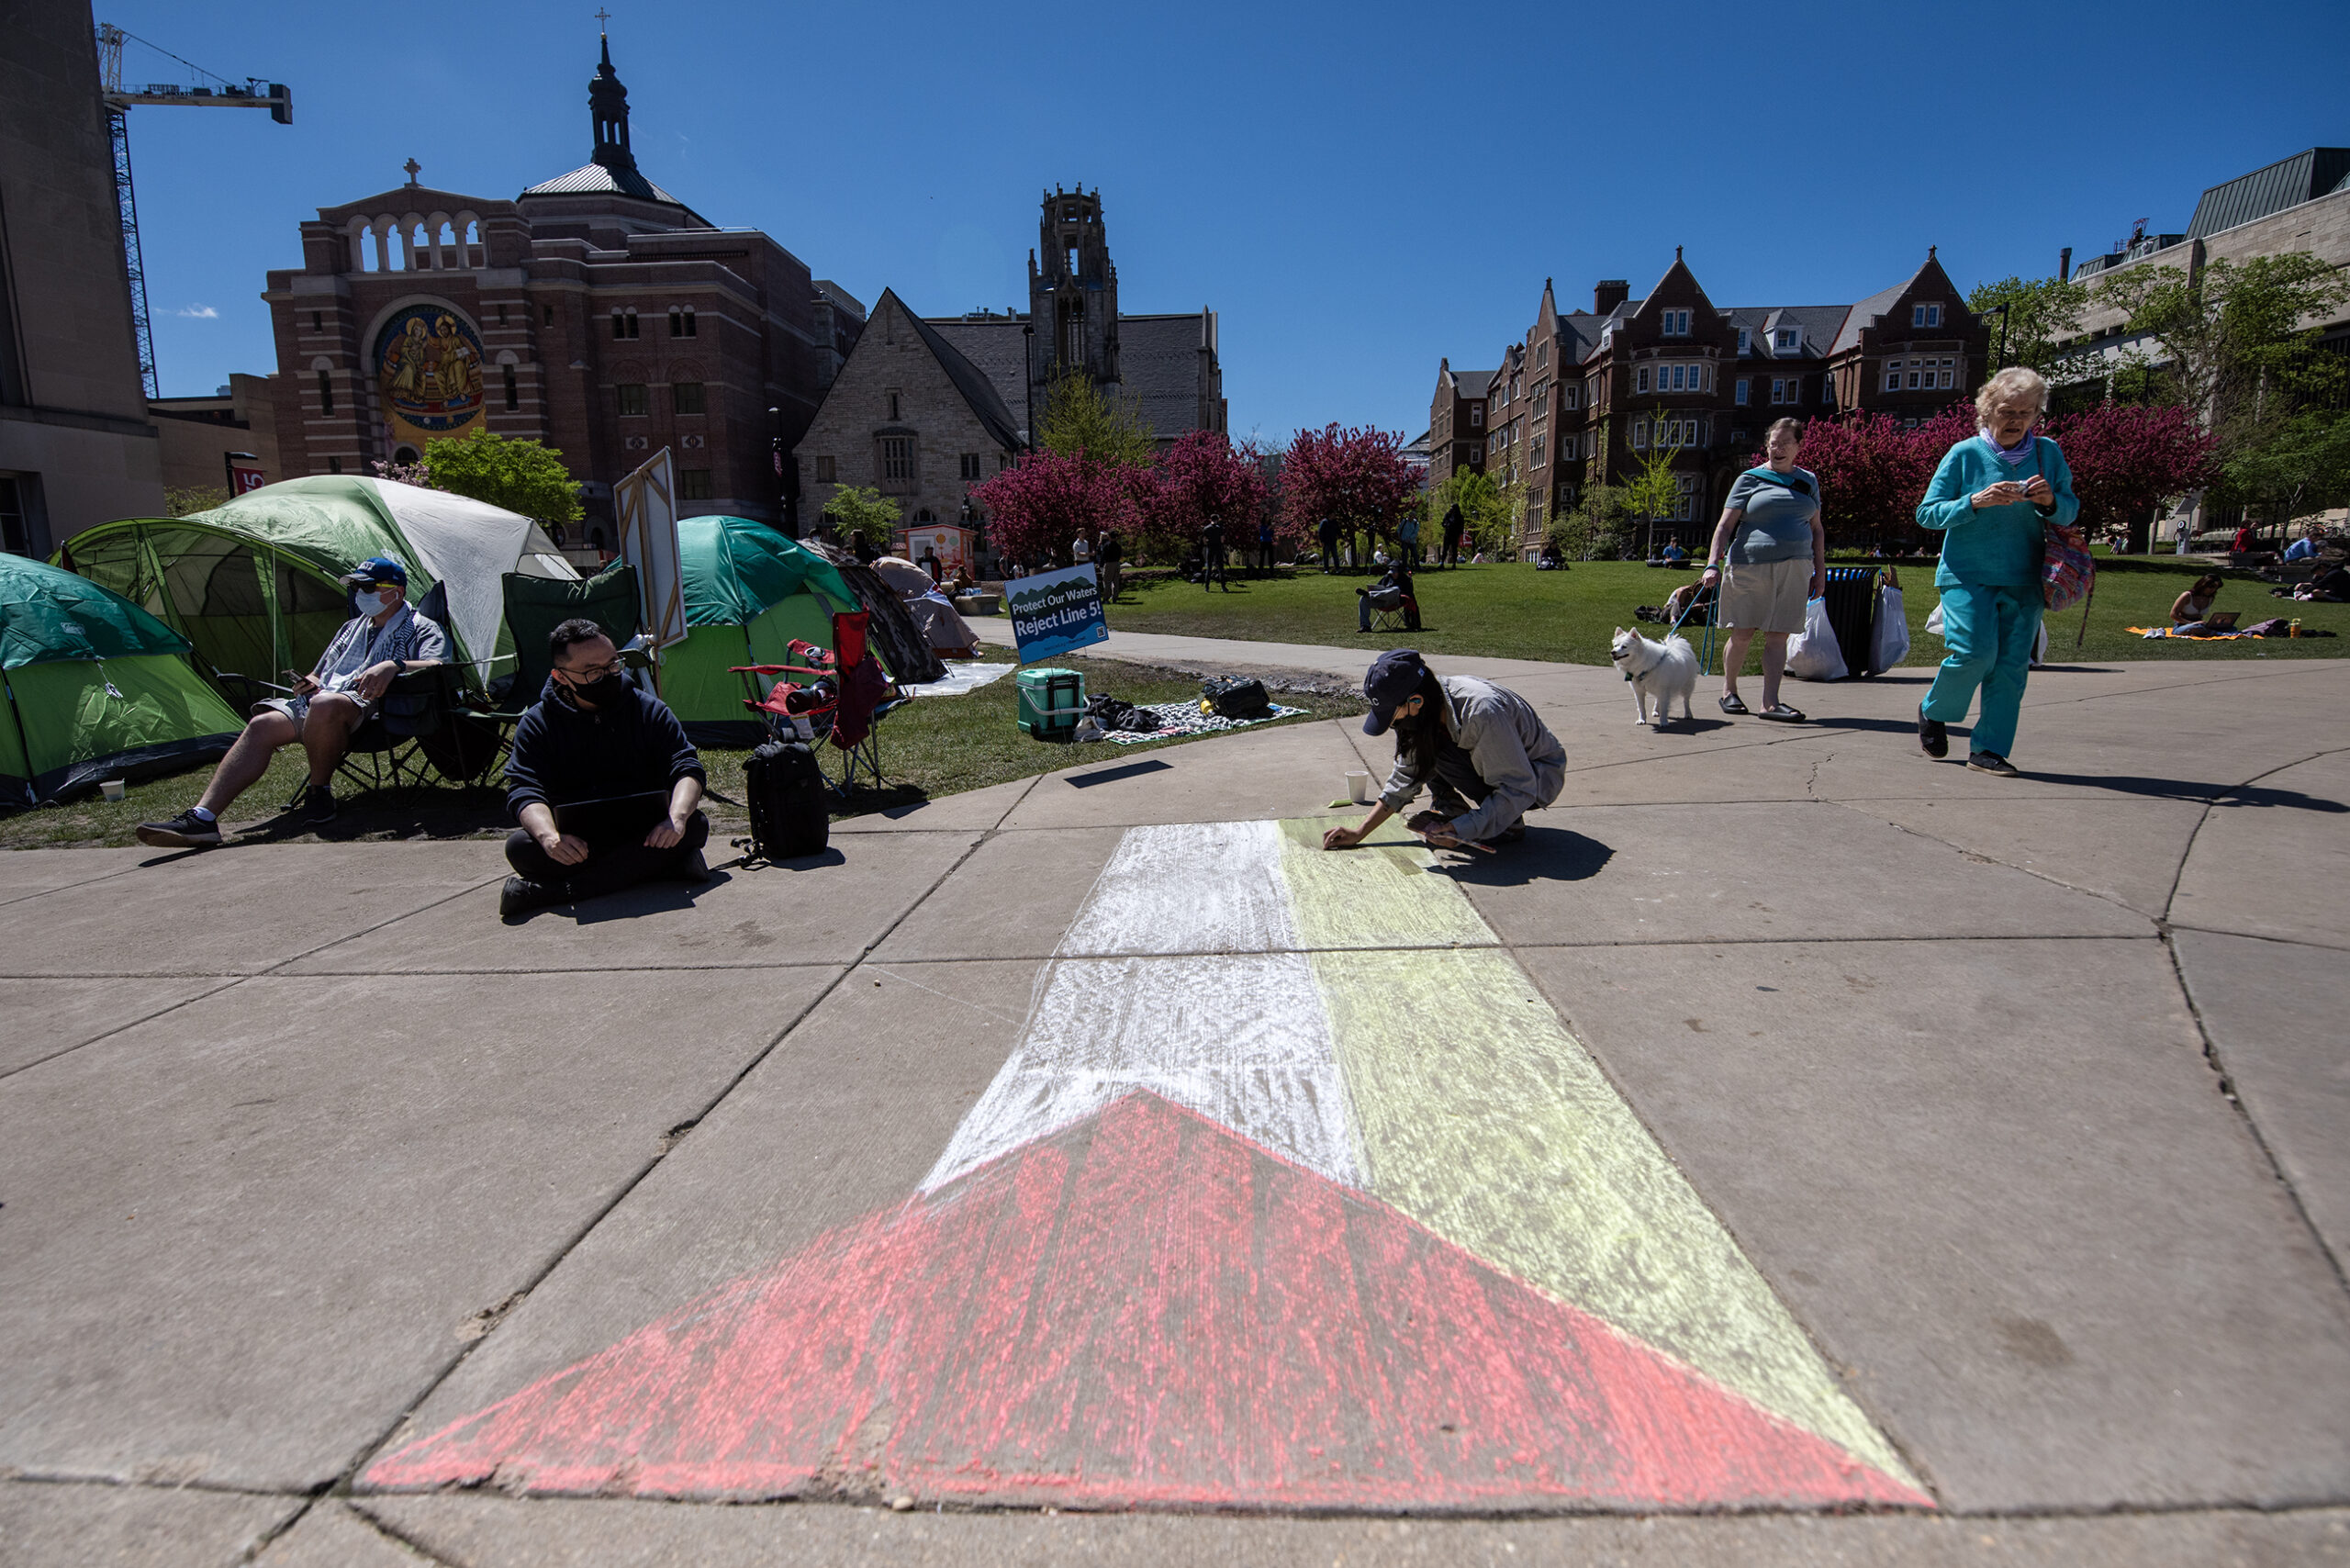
top-left (923, 187), bottom-right (1227, 450)
top-left (794, 289), bottom-right (1024, 539)
top-left (1460, 250), bottom-right (1987, 547)
top-left (1426, 361), bottom-right (1494, 488)
top-left (260, 38), bottom-right (862, 538)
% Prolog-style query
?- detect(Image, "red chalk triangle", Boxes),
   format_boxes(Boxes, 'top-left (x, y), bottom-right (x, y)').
top-left (367, 1093), bottom-right (1927, 1510)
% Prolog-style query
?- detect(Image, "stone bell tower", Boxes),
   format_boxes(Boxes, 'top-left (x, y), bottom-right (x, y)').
top-left (1028, 185), bottom-right (1119, 394)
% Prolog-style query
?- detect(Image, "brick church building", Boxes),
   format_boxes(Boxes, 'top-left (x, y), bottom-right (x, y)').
top-left (1433, 249), bottom-right (1989, 549)
top-left (260, 36), bottom-right (861, 538)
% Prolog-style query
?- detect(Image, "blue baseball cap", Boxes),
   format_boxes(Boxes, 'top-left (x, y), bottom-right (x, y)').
top-left (340, 555), bottom-right (408, 588)
top-left (1361, 648), bottom-right (1427, 736)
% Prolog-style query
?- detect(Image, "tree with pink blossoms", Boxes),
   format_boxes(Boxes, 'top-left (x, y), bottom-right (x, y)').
top-left (968, 449), bottom-right (1141, 570)
top-left (1753, 402), bottom-right (1971, 551)
top-left (1280, 423), bottom-right (1422, 567)
top-left (2045, 401), bottom-right (2217, 552)
top-left (1139, 430), bottom-right (1272, 561)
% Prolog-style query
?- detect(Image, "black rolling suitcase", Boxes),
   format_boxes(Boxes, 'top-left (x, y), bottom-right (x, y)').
top-left (741, 739), bottom-right (829, 861)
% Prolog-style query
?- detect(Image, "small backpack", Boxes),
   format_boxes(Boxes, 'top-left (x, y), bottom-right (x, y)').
top-left (740, 739), bottom-right (829, 862)
top-left (1199, 676), bottom-right (1271, 719)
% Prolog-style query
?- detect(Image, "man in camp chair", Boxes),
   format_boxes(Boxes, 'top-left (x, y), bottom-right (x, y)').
top-left (137, 555), bottom-right (446, 846)
top-left (498, 618), bottom-right (711, 924)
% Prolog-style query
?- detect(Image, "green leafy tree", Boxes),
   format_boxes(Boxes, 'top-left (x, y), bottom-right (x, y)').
top-left (1620, 408), bottom-right (1692, 559)
top-left (1966, 273), bottom-right (2091, 374)
top-left (1427, 467), bottom-right (1519, 558)
top-left (418, 429), bottom-right (584, 523)
top-left (1550, 482), bottom-right (1634, 561)
top-left (2218, 409), bottom-right (2350, 530)
top-left (1037, 374), bottom-right (1157, 470)
top-left (819, 484), bottom-right (902, 543)
top-left (2095, 252), bottom-right (2350, 455)
top-left (165, 485), bottom-right (228, 518)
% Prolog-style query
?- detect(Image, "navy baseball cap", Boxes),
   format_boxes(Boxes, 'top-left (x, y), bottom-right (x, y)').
top-left (340, 555), bottom-right (408, 588)
top-left (1361, 648), bottom-right (1427, 736)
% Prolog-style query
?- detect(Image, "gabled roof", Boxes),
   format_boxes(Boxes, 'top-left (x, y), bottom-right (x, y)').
top-left (1720, 305), bottom-right (1852, 359)
top-left (1829, 274), bottom-right (1915, 355)
top-left (887, 292), bottom-right (1025, 451)
top-left (1452, 368), bottom-right (1494, 399)
top-left (519, 162), bottom-right (712, 227)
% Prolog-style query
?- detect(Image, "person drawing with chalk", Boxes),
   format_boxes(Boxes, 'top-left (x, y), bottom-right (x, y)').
top-left (1323, 649), bottom-right (1565, 852)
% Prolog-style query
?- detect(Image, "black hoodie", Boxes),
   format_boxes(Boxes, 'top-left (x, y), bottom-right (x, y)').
top-left (504, 676), bottom-right (704, 823)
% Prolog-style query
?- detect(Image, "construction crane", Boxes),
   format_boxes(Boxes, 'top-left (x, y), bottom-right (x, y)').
top-left (95, 23), bottom-right (292, 398)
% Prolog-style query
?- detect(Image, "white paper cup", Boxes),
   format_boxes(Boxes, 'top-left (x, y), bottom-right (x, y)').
top-left (99, 779), bottom-right (127, 802)
top-left (1345, 771), bottom-right (1372, 804)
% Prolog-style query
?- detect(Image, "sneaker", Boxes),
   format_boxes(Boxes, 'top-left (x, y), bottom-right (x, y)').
top-left (1917, 702), bottom-right (1949, 759)
top-left (1967, 751), bottom-right (2020, 778)
top-left (298, 784), bottom-right (336, 825)
top-left (135, 809), bottom-right (223, 849)
top-left (498, 875), bottom-right (562, 924)
top-left (1497, 823), bottom-right (1528, 844)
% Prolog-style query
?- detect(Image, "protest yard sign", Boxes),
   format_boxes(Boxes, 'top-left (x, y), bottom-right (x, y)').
top-left (1007, 564), bottom-right (1106, 664)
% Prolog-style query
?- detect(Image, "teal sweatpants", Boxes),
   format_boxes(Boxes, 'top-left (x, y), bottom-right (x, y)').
top-left (1923, 582), bottom-right (2042, 759)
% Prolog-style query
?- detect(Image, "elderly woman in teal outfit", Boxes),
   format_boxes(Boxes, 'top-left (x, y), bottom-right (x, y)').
top-left (1914, 367), bottom-right (2078, 776)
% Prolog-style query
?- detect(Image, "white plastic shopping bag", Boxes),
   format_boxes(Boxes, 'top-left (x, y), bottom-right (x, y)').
top-left (1924, 598), bottom-right (1944, 637)
top-left (1785, 597), bottom-right (1848, 680)
top-left (1873, 583), bottom-right (1910, 672)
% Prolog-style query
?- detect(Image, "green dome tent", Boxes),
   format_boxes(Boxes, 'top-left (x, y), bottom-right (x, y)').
top-left (663, 515), bottom-right (861, 745)
top-left (0, 553), bottom-right (246, 805)
top-left (58, 476), bottom-right (576, 696)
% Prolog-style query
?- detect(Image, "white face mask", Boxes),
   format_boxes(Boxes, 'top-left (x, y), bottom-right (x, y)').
top-left (352, 589), bottom-right (389, 617)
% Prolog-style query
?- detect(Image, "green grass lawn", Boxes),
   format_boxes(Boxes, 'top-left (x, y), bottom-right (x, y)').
top-left (0, 655), bottom-right (1361, 851)
top-left (1106, 555), bottom-right (2348, 670)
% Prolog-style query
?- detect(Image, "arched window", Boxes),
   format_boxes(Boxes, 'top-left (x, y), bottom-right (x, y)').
top-left (611, 308), bottom-right (639, 341)
top-left (462, 218), bottom-right (482, 267)
top-left (503, 364), bottom-right (519, 411)
top-left (317, 367), bottom-right (334, 416)
top-left (385, 224), bottom-right (405, 272)
top-left (437, 221), bottom-right (457, 267)
top-left (360, 228), bottom-right (380, 273)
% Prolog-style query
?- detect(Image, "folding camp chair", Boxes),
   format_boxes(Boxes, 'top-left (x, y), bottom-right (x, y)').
top-left (731, 610), bottom-right (908, 799)
top-left (1364, 592), bottom-right (1410, 633)
top-left (334, 663), bottom-right (474, 796)
top-left (465, 561), bottom-right (644, 778)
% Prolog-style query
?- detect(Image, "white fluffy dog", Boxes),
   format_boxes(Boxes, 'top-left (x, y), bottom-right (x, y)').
top-left (1611, 626), bottom-right (1697, 729)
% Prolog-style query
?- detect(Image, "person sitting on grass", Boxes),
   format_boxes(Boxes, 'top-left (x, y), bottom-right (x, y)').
top-left (2171, 574), bottom-right (2224, 630)
top-left (2283, 523), bottom-right (2321, 564)
top-left (1357, 560), bottom-right (1421, 632)
top-left (1322, 649), bottom-right (1563, 852)
top-left (498, 619), bottom-right (710, 924)
top-left (136, 555), bottom-right (445, 846)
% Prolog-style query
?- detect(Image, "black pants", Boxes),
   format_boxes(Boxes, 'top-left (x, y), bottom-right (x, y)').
top-left (1203, 545), bottom-right (1226, 589)
top-left (1441, 533), bottom-right (1462, 566)
top-left (1320, 539), bottom-right (1338, 570)
top-left (506, 809), bottom-right (709, 900)
top-left (1429, 752), bottom-right (1497, 822)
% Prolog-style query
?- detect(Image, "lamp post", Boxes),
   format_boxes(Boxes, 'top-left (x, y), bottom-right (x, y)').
top-left (1021, 323), bottom-right (1035, 452)
top-left (1980, 304), bottom-right (2009, 372)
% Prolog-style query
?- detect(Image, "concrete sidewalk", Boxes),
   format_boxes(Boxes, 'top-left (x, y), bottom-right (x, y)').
top-left (1, 652), bottom-right (2345, 1565)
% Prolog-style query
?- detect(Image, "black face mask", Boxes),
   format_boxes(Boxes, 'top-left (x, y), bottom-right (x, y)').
top-left (564, 671), bottom-right (627, 708)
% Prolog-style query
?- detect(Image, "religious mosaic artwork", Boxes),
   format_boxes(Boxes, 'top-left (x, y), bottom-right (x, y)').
top-left (375, 304), bottom-right (486, 451)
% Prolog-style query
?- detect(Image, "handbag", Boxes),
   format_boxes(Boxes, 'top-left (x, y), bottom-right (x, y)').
top-left (2031, 441), bottom-right (2096, 620)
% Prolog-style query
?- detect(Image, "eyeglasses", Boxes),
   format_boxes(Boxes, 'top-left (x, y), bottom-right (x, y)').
top-left (560, 658), bottom-right (624, 680)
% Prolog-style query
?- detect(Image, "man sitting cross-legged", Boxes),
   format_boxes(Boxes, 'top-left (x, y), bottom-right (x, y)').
top-left (137, 555), bottom-right (446, 847)
top-left (498, 618), bottom-right (710, 924)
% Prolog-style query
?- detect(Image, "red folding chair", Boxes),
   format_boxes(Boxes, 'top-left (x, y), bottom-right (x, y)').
top-left (731, 610), bottom-right (907, 798)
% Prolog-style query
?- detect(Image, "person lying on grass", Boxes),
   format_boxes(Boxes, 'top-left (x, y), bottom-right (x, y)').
top-left (1322, 649), bottom-right (1564, 852)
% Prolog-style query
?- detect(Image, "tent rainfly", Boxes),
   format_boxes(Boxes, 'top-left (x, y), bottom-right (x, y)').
top-left (58, 476), bottom-right (577, 694)
top-left (0, 552), bottom-right (246, 805)
top-left (663, 515), bottom-right (862, 746)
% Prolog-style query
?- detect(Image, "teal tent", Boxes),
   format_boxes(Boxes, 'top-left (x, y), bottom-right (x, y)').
top-left (662, 515), bottom-right (860, 745)
top-left (0, 553), bottom-right (246, 805)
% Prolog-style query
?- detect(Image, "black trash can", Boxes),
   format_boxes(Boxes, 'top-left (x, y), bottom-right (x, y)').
top-left (1820, 566), bottom-right (1881, 678)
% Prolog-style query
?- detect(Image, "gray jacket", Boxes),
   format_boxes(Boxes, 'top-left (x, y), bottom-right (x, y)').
top-left (1379, 675), bottom-right (1565, 841)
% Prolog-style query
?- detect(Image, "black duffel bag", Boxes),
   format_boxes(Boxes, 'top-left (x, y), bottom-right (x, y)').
top-left (1200, 676), bottom-right (1272, 718)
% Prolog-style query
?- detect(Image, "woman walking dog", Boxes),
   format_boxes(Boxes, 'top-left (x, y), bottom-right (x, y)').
top-left (1913, 367), bottom-right (2079, 776)
top-left (1700, 418), bottom-right (1827, 722)
top-left (1323, 649), bottom-right (1564, 851)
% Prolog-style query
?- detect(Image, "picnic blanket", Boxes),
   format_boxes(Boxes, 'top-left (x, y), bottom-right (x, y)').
top-left (2130, 624), bottom-right (2274, 641)
top-left (902, 661), bottom-right (1015, 698)
top-left (1095, 700), bottom-right (1306, 745)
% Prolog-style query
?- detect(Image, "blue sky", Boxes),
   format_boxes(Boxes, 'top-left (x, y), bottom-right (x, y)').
top-left (115, 0), bottom-right (2346, 442)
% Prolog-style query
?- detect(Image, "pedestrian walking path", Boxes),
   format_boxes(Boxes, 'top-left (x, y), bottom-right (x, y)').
top-left (1, 655), bottom-right (2345, 1565)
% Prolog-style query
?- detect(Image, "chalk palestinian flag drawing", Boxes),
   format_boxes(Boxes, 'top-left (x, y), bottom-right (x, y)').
top-left (368, 820), bottom-right (1930, 1511)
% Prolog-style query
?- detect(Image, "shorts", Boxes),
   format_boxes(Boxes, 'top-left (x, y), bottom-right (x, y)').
top-left (253, 691), bottom-right (376, 728)
top-left (1719, 556), bottom-right (1810, 633)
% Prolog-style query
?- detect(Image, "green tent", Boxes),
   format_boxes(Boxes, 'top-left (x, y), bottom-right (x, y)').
top-left (1, 553), bottom-right (246, 805)
top-left (59, 476), bottom-right (576, 696)
top-left (663, 515), bottom-right (860, 745)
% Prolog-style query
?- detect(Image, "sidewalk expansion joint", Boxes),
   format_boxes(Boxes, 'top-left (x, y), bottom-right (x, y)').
top-left (0, 977), bottom-right (245, 1085)
top-left (324, 832), bottom-right (995, 1504)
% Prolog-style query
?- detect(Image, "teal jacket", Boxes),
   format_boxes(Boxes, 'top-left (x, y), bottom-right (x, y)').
top-left (1916, 436), bottom-right (2079, 589)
